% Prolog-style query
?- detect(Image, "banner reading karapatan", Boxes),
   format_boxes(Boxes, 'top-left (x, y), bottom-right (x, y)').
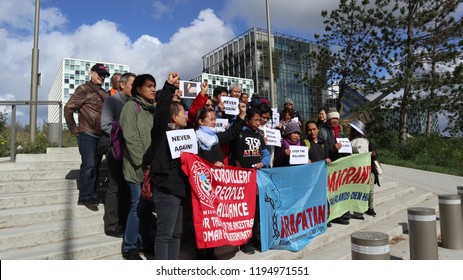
top-left (181, 152), bottom-right (257, 249)
top-left (327, 153), bottom-right (371, 221)
top-left (257, 161), bottom-right (328, 252)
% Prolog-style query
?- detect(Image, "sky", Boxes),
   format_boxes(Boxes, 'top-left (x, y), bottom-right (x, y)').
top-left (0, 0), bottom-right (339, 126)
top-left (0, 0), bottom-right (459, 133)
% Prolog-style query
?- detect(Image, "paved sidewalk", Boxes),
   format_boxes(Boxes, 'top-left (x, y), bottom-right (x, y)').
top-left (382, 164), bottom-right (462, 195)
top-left (383, 164), bottom-right (463, 260)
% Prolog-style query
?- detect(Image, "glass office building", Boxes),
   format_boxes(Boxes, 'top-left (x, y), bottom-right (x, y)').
top-left (202, 27), bottom-right (325, 121)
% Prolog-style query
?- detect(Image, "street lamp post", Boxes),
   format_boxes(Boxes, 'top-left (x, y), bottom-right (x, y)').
top-left (29, 0), bottom-right (40, 142)
top-left (266, 0), bottom-right (277, 109)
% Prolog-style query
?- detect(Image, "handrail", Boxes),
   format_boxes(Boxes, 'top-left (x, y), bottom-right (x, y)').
top-left (0, 100), bottom-right (63, 162)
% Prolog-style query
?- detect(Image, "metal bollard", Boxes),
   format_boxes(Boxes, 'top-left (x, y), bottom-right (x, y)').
top-left (351, 231), bottom-right (390, 260)
top-left (438, 194), bottom-right (463, 249)
top-left (458, 186), bottom-right (463, 220)
top-left (408, 207), bottom-right (438, 260)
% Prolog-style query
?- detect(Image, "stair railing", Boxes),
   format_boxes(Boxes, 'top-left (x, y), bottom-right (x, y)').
top-left (0, 100), bottom-right (63, 162)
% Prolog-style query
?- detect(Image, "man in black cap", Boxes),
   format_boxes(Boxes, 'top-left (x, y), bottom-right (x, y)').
top-left (64, 63), bottom-right (110, 206)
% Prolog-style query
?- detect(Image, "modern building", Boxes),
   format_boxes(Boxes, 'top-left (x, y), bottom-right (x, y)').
top-left (202, 27), bottom-right (325, 121)
top-left (48, 58), bottom-right (129, 127)
top-left (190, 73), bottom-right (254, 96)
top-left (383, 109), bottom-right (440, 134)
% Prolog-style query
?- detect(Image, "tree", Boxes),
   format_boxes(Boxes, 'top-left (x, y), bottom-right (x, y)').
top-left (308, 0), bottom-right (393, 114)
top-left (379, 0), bottom-right (463, 143)
top-left (411, 0), bottom-right (463, 136)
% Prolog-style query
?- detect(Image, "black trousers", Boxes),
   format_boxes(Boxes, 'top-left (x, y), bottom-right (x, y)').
top-left (103, 153), bottom-right (130, 231)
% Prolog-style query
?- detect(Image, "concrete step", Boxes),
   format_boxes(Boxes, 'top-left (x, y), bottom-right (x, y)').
top-left (0, 161), bottom-right (82, 172)
top-left (0, 202), bottom-right (104, 229)
top-left (0, 168), bottom-right (108, 182)
top-left (46, 147), bottom-right (79, 154)
top-left (0, 215), bottom-right (105, 251)
top-left (0, 189), bottom-right (80, 210)
top-left (0, 234), bottom-right (122, 260)
top-left (224, 187), bottom-right (434, 260)
top-left (0, 179), bottom-right (78, 194)
top-left (15, 153), bottom-right (82, 163)
top-left (0, 169), bottom-right (80, 181)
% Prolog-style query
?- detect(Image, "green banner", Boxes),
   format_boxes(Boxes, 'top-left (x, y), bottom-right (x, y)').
top-left (327, 153), bottom-right (371, 220)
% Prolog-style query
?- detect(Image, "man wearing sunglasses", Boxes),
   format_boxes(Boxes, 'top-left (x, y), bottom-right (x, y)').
top-left (64, 63), bottom-right (110, 207)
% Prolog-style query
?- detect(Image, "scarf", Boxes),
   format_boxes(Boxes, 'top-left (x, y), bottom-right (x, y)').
top-left (196, 126), bottom-right (218, 151)
top-left (333, 125), bottom-right (342, 138)
top-left (282, 138), bottom-right (301, 150)
top-left (167, 122), bottom-right (181, 130)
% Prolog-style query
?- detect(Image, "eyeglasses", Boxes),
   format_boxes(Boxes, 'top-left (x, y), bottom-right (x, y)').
top-left (205, 104), bottom-right (213, 108)
top-left (97, 73), bottom-right (107, 78)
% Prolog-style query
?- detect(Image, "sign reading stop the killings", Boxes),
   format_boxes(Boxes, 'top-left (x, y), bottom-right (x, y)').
top-left (181, 152), bottom-right (257, 249)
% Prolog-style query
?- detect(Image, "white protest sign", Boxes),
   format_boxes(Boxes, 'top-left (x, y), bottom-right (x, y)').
top-left (263, 127), bottom-right (281, 147)
top-left (179, 81), bottom-right (200, 99)
top-left (221, 96), bottom-right (239, 115)
top-left (271, 112), bottom-right (280, 128)
top-left (215, 118), bottom-right (229, 132)
top-left (336, 138), bottom-right (353, 154)
top-left (289, 145), bottom-right (309, 165)
top-left (166, 129), bottom-right (198, 159)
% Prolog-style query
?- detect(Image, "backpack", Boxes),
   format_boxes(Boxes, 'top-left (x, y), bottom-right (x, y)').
top-left (110, 101), bottom-right (141, 161)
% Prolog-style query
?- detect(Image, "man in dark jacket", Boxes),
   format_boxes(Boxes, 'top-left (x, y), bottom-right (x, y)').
top-left (64, 63), bottom-right (109, 206)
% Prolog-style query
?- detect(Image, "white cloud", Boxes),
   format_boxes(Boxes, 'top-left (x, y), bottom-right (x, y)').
top-left (221, 0), bottom-right (339, 40)
top-left (151, 0), bottom-right (190, 20)
top-left (0, 0), bottom-right (66, 33)
top-left (0, 4), bottom-right (234, 125)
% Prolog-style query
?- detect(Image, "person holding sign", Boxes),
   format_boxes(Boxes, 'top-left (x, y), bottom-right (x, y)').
top-left (148, 72), bottom-right (190, 260)
top-left (187, 80), bottom-right (210, 128)
top-left (319, 110), bottom-right (350, 162)
top-left (229, 107), bottom-right (271, 254)
top-left (273, 122), bottom-right (307, 167)
top-left (302, 120), bottom-right (330, 164)
top-left (319, 110), bottom-right (352, 224)
top-left (194, 103), bottom-right (247, 168)
top-left (349, 120), bottom-right (380, 218)
top-left (191, 101), bottom-right (246, 259)
top-left (119, 74), bottom-right (156, 260)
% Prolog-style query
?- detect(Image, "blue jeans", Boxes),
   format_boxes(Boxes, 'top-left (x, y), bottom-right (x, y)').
top-left (153, 188), bottom-right (183, 260)
top-left (77, 133), bottom-right (102, 201)
top-left (123, 181), bottom-right (152, 253)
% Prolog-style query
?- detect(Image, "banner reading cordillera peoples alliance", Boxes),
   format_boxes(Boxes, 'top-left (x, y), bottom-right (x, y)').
top-left (257, 161), bottom-right (329, 252)
top-left (327, 153), bottom-right (372, 221)
top-left (181, 153), bottom-right (257, 249)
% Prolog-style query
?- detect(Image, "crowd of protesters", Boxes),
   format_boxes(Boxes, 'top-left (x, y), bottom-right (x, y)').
top-left (64, 63), bottom-right (381, 260)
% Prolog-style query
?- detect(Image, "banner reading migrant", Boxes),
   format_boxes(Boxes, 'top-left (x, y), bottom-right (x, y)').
top-left (257, 161), bottom-right (328, 252)
top-left (327, 153), bottom-right (371, 221)
top-left (181, 153), bottom-right (257, 249)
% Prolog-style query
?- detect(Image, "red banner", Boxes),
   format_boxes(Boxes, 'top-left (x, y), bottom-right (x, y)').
top-left (181, 152), bottom-right (257, 249)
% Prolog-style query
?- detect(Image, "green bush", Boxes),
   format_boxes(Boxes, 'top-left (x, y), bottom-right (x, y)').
top-left (373, 134), bottom-right (463, 176)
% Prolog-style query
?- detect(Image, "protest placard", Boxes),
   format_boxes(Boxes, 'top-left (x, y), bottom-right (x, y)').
top-left (215, 118), bottom-right (229, 132)
top-left (263, 127), bottom-right (281, 147)
top-left (166, 129), bottom-right (198, 159)
top-left (221, 96), bottom-right (239, 115)
top-left (271, 110), bottom-right (279, 128)
top-left (289, 145), bottom-right (309, 165)
top-left (179, 80), bottom-right (200, 99)
top-left (336, 138), bottom-right (353, 154)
